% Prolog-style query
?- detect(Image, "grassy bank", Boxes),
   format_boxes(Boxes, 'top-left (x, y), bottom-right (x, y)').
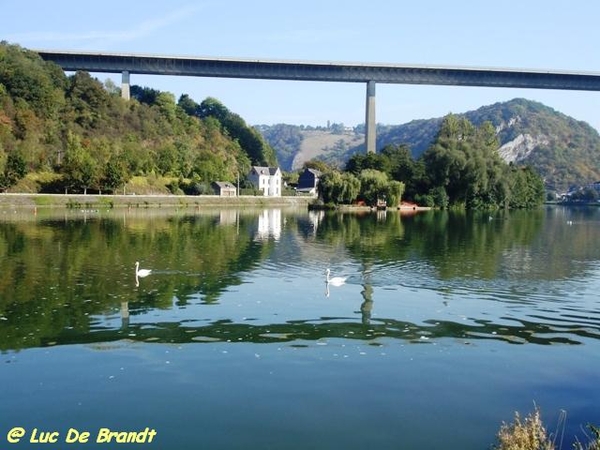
top-left (0, 193), bottom-right (313, 210)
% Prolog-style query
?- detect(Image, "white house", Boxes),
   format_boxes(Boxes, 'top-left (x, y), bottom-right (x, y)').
top-left (248, 166), bottom-right (282, 197)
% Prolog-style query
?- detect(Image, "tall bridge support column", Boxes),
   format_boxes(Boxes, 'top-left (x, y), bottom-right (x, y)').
top-left (121, 71), bottom-right (130, 100)
top-left (365, 80), bottom-right (376, 153)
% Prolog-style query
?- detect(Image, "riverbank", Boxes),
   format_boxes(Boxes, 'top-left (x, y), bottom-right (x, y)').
top-left (0, 193), bottom-right (314, 210)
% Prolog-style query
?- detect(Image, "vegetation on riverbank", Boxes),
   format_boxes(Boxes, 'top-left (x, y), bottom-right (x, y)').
top-left (0, 42), bottom-right (274, 195)
top-left (493, 407), bottom-right (600, 450)
top-left (260, 99), bottom-right (600, 193)
top-left (312, 115), bottom-right (545, 210)
top-left (1, 42), bottom-right (546, 210)
top-left (0, 192), bottom-right (313, 210)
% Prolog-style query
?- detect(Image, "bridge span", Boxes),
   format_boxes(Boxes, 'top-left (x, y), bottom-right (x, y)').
top-left (37, 50), bottom-right (600, 153)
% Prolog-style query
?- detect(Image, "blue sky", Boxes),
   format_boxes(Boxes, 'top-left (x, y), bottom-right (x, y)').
top-left (4, 0), bottom-right (600, 130)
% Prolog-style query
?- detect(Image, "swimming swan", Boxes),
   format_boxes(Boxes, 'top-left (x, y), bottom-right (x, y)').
top-left (325, 268), bottom-right (347, 286)
top-left (135, 261), bottom-right (152, 278)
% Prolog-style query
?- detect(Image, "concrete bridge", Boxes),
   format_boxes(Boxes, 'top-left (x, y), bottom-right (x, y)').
top-left (37, 50), bottom-right (600, 153)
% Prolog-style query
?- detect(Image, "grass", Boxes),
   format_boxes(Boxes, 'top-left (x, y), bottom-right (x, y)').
top-left (494, 407), bottom-right (554, 450)
top-left (32, 195), bottom-right (55, 206)
top-left (493, 406), bottom-right (600, 450)
top-left (125, 175), bottom-right (173, 195)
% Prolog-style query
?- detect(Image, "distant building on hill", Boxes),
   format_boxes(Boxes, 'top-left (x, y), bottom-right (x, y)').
top-left (248, 166), bottom-right (282, 197)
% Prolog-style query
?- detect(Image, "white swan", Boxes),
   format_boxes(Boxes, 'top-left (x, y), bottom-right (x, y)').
top-left (135, 261), bottom-right (152, 278)
top-left (326, 268), bottom-right (347, 286)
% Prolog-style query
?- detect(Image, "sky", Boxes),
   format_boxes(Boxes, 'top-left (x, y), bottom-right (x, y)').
top-left (4, 0), bottom-right (600, 130)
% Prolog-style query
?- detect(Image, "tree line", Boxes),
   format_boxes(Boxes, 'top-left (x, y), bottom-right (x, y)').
top-left (0, 42), bottom-right (275, 194)
top-left (0, 42), bottom-right (545, 207)
top-left (315, 114), bottom-right (545, 209)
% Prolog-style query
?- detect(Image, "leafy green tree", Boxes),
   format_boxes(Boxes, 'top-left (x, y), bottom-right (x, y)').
top-left (199, 97), bottom-right (277, 167)
top-left (62, 131), bottom-right (99, 194)
top-left (381, 144), bottom-right (415, 180)
top-left (429, 186), bottom-right (449, 209)
top-left (67, 71), bottom-right (110, 128)
top-left (346, 152), bottom-right (391, 176)
top-left (156, 143), bottom-right (178, 176)
top-left (304, 160), bottom-right (334, 173)
top-left (102, 153), bottom-right (130, 193)
top-left (130, 85), bottom-right (161, 105)
top-left (155, 92), bottom-right (178, 123)
top-left (198, 97), bottom-right (229, 122)
top-left (358, 169), bottom-right (389, 206)
top-left (384, 180), bottom-right (405, 207)
top-left (318, 171), bottom-right (360, 204)
top-left (177, 94), bottom-right (201, 117)
top-left (0, 149), bottom-right (27, 191)
top-left (341, 172), bottom-right (361, 204)
top-left (0, 44), bottom-right (66, 120)
top-left (507, 165), bottom-right (545, 208)
top-left (420, 114), bottom-right (543, 209)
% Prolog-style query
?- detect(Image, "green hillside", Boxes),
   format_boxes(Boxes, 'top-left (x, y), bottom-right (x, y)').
top-left (262, 99), bottom-right (600, 191)
top-left (0, 42), bottom-right (275, 194)
top-left (3, 42), bottom-right (597, 195)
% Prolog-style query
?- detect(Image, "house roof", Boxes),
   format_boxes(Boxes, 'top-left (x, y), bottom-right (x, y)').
top-left (212, 181), bottom-right (236, 189)
top-left (303, 168), bottom-right (322, 176)
top-left (252, 166), bottom-right (280, 176)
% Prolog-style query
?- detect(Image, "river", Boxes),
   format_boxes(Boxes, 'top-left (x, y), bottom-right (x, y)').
top-left (1, 206), bottom-right (599, 449)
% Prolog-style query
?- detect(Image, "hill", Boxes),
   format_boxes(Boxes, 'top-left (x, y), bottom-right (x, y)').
top-left (260, 99), bottom-right (600, 191)
top-left (0, 42), bottom-right (274, 194)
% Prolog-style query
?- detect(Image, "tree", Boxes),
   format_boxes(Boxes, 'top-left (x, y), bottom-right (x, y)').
top-left (199, 97), bottom-right (277, 166)
top-left (67, 71), bottom-right (109, 127)
top-left (156, 143), bottom-right (178, 176)
top-left (341, 172), bottom-right (361, 204)
top-left (384, 180), bottom-right (405, 207)
top-left (102, 153), bottom-right (130, 193)
top-left (0, 149), bottom-right (27, 191)
top-left (155, 92), bottom-right (177, 123)
top-left (318, 171), bottom-right (360, 204)
top-left (358, 169), bottom-right (389, 206)
top-left (178, 94), bottom-right (201, 117)
top-left (346, 152), bottom-right (391, 176)
top-left (130, 85), bottom-right (160, 105)
top-left (198, 97), bottom-right (229, 122)
top-left (381, 144), bottom-right (415, 181)
top-left (62, 131), bottom-right (99, 194)
top-left (507, 166), bottom-right (545, 208)
top-left (304, 160), bottom-right (333, 173)
top-left (421, 115), bottom-right (541, 209)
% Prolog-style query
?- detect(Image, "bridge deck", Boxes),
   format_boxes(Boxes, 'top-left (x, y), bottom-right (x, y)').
top-left (37, 50), bottom-right (600, 91)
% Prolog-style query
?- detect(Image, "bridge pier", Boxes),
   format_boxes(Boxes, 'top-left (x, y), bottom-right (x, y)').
top-left (365, 80), bottom-right (376, 153)
top-left (121, 71), bottom-right (130, 100)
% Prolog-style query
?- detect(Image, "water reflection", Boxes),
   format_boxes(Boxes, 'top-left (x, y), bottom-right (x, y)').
top-left (39, 306), bottom-right (600, 348)
top-left (1, 206), bottom-right (599, 352)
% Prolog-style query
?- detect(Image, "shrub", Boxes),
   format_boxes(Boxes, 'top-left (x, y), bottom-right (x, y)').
top-left (494, 407), bottom-right (554, 450)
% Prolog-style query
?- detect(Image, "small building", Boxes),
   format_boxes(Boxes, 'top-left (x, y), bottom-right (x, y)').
top-left (296, 168), bottom-right (322, 195)
top-left (248, 166), bottom-right (282, 197)
top-left (212, 181), bottom-right (237, 197)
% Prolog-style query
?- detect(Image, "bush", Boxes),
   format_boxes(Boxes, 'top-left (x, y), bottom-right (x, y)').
top-left (494, 406), bottom-right (600, 450)
top-left (494, 407), bottom-right (554, 450)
